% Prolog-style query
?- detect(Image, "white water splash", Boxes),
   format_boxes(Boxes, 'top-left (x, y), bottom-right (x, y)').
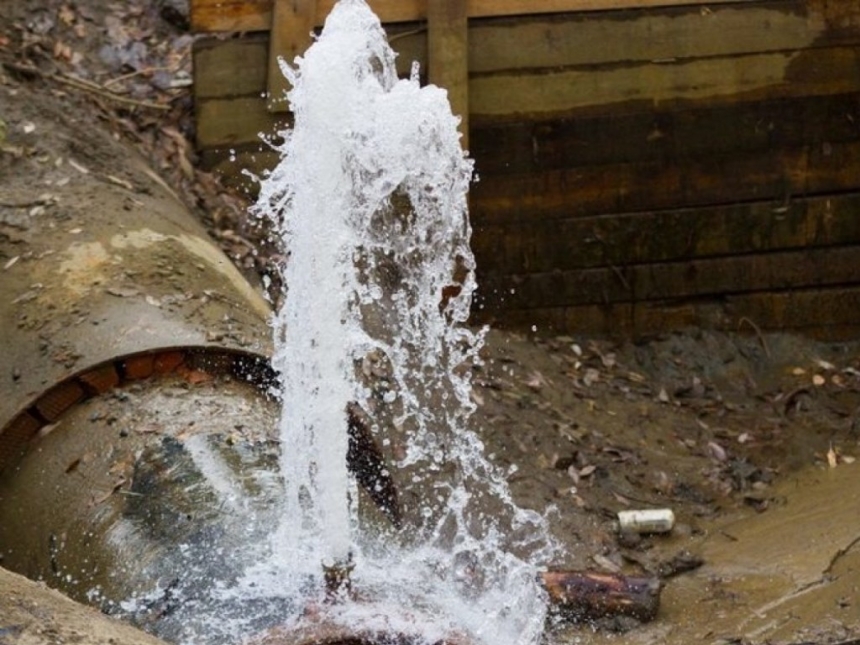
top-left (249, 1), bottom-right (562, 642)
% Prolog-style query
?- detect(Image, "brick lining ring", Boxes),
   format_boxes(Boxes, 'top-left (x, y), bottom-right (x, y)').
top-left (0, 347), bottom-right (277, 474)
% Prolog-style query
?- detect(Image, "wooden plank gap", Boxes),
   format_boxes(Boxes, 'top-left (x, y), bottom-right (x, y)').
top-left (428, 0), bottom-right (470, 150)
top-left (267, 0), bottom-right (317, 112)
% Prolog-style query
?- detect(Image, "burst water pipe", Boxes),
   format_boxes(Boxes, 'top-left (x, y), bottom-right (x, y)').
top-left (0, 97), bottom-right (656, 645)
top-left (0, 94), bottom-right (471, 645)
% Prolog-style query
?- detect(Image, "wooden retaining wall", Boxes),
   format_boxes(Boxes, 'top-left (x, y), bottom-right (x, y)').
top-left (191, 0), bottom-right (860, 340)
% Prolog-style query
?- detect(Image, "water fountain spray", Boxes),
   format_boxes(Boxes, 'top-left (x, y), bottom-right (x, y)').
top-left (253, 1), bottom-right (561, 643)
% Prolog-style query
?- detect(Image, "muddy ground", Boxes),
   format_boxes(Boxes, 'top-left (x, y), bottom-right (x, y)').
top-left (2, 1), bottom-right (860, 644)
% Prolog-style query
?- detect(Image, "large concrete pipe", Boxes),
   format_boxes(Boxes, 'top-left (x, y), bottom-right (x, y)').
top-left (0, 83), bottom-right (430, 645)
top-left (0, 82), bottom-right (286, 643)
top-left (0, 150), bottom-right (274, 468)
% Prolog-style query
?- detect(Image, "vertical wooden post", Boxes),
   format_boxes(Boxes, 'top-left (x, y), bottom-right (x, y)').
top-left (427, 0), bottom-right (470, 150)
top-left (267, 0), bottom-right (317, 112)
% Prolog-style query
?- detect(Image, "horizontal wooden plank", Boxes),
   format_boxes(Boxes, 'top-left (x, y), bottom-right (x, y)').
top-left (479, 286), bottom-right (860, 341)
top-left (194, 35), bottom-right (270, 100)
top-left (469, 1), bottom-right (860, 73)
top-left (193, 25), bottom-right (423, 100)
top-left (470, 137), bottom-right (860, 222)
top-left (478, 244), bottom-right (860, 308)
top-left (191, 0), bottom-right (760, 33)
top-left (204, 140), bottom-right (860, 217)
top-left (199, 146), bottom-right (279, 193)
top-left (470, 92), bottom-right (860, 176)
top-left (469, 46), bottom-right (860, 121)
top-left (471, 193), bottom-right (860, 274)
top-left (193, 2), bottom-right (860, 99)
top-left (195, 42), bottom-right (860, 148)
top-left (196, 97), bottom-right (291, 149)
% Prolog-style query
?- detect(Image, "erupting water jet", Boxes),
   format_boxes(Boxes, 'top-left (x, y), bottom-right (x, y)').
top-left (252, 0), bottom-right (561, 643)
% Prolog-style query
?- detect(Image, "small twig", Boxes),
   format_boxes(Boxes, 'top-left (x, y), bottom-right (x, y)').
top-left (738, 316), bottom-right (770, 358)
top-left (103, 66), bottom-right (171, 88)
top-left (0, 199), bottom-right (46, 208)
top-left (781, 385), bottom-right (812, 416)
top-left (1, 60), bottom-right (169, 111)
top-left (53, 73), bottom-right (170, 110)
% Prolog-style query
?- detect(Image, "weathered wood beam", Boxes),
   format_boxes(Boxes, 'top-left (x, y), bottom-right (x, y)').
top-left (427, 0), bottom-right (469, 149)
top-left (267, 0), bottom-right (317, 112)
top-left (470, 138), bottom-right (860, 222)
top-left (469, 193), bottom-right (860, 274)
top-left (478, 245), bottom-right (860, 309)
top-left (191, 0), bottom-right (760, 34)
top-left (482, 285), bottom-right (860, 341)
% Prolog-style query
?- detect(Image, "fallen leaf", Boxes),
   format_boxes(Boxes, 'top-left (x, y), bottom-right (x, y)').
top-left (53, 40), bottom-right (73, 61)
top-left (106, 174), bottom-right (134, 190)
top-left (707, 441), bottom-right (728, 462)
top-left (524, 370), bottom-right (546, 392)
top-left (583, 368), bottom-right (600, 387)
top-left (106, 286), bottom-right (139, 298)
top-left (68, 158), bottom-right (90, 174)
top-left (592, 554), bottom-right (622, 574)
top-left (58, 4), bottom-right (76, 26)
top-left (578, 464), bottom-right (597, 477)
top-left (626, 371), bottom-right (646, 383)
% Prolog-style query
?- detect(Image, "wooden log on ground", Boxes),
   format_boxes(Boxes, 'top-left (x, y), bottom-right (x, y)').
top-left (540, 570), bottom-right (662, 622)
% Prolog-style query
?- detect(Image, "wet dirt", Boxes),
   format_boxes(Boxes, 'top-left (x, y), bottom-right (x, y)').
top-left (476, 329), bottom-right (860, 644)
top-left (3, 1), bottom-right (860, 644)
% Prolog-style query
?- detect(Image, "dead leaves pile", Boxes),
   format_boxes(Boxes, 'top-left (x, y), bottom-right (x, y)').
top-left (472, 331), bottom-right (860, 527)
top-left (1, 0), bottom-right (265, 278)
